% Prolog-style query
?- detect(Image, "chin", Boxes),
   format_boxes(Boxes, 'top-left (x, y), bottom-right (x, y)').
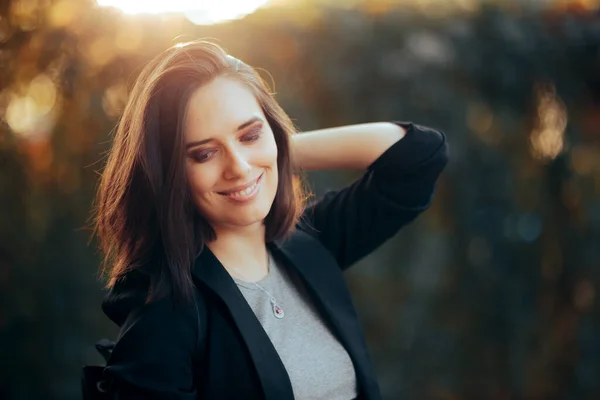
top-left (206, 202), bottom-right (272, 231)
top-left (232, 205), bottom-right (272, 226)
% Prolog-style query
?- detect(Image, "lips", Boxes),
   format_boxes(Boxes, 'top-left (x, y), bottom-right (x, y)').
top-left (218, 173), bottom-right (263, 196)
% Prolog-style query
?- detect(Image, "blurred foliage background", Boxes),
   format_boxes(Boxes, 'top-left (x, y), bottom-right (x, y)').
top-left (1, 0), bottom-right (600, 399)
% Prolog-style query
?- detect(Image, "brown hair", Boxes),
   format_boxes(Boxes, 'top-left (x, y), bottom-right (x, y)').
top-left (94, 40), bottom-right (306, 305)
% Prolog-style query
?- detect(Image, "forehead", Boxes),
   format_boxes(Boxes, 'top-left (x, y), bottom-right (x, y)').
top-left (185, 76), bottom-right (263, 140)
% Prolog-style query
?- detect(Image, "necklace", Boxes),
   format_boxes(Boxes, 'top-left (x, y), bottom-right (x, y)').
top-left (230, 255), bottom-right (285, 319)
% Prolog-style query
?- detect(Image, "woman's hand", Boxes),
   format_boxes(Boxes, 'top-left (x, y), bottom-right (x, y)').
top-left (291, 122), bottom-right (406, 171)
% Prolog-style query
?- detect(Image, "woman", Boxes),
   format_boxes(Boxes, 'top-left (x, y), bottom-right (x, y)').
top-left (94, 40), bottom-right (448, 399)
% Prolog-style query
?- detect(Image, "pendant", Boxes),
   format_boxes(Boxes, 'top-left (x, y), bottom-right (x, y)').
top-left (270, 298), bottom-right (284, 319)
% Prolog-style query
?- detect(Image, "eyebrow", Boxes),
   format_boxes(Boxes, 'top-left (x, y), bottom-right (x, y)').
top-left (185, 117), bottom-right (263, 150)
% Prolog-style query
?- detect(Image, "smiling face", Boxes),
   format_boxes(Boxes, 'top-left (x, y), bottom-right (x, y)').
top-left (184, 76), bottom-right (279, 236)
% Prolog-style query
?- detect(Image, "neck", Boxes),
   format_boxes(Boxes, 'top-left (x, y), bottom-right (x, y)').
top-left (207, 223), bottom-right (269, 279)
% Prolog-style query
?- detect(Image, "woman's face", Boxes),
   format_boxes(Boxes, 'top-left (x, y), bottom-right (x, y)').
top-left (184, 76), bottom-right (279, 234)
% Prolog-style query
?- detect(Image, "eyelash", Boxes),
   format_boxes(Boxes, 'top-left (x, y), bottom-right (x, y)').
top-left (241, 127), bottom-right (262, 143)
top-left (190, 127), bottom-right (263, 163)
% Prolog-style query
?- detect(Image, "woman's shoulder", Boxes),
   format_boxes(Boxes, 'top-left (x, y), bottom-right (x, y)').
top-left (102, 270), bottom-right (202, 342)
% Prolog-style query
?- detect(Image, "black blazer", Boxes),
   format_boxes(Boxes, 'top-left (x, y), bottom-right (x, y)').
top-left (101, 122), bottom-right (449, 400)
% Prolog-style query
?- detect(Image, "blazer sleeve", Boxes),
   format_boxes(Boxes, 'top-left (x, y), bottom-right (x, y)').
top-left (299, 121), bottom-right (449, 270)
top-left (103, 297), bottom-right (201, 399)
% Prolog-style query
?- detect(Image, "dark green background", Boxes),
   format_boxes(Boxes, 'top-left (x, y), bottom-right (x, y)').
top-left (1, 0), bottom-right (600, 398)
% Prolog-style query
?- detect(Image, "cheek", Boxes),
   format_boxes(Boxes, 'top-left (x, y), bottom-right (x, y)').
top-left (262, 134), bottom-right (279, 166)
top-left (265, 144), bottom-right (279, 193)
top-left (186, 164), bottom-right (218, 200)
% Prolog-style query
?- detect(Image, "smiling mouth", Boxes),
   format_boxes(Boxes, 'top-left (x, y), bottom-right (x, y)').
top-left (218, 173), bottom-right (263, 197)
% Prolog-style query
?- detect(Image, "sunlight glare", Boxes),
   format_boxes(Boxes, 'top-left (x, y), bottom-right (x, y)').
top-left (96, 0), bottom-right (273, 25)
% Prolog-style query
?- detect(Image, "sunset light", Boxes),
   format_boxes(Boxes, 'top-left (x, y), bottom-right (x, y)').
top-left (96, 0), bottom-right (273, 25)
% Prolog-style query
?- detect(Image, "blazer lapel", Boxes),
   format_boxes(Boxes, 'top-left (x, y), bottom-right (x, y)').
top-left (191, 248), bottom-right (294, 400)
top-left (271, 230), bottom-right (380, 399)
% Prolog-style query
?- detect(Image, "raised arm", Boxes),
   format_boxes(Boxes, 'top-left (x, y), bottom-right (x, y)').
top-left (292, 122), bottom-right (406, 170)
top-left (295, 121), bottom-right (448, 270)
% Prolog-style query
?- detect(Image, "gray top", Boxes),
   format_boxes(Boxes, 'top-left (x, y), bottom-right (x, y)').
top-left (233, 252), bottom-right (358, 400)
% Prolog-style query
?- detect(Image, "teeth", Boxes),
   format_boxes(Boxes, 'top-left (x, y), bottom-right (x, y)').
top-left (228, 180), bottom-right (257, 197)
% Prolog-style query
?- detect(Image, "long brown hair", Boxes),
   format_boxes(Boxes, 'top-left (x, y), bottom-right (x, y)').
top-left (94, 41), bottom-right (305, 305)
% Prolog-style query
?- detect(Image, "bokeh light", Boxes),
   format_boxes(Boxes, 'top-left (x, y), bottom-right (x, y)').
top-left (5, 74), bottom-right (58, 140)
top-left (530, 83), bottom-right (567, 161)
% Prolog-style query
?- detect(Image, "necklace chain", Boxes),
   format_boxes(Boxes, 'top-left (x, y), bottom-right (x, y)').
top-left (230, 254), bottom-right (285, 319)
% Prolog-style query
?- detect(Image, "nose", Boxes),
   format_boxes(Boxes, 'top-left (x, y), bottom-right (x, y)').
top-left (223, 149), bottom-right (251, 180)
